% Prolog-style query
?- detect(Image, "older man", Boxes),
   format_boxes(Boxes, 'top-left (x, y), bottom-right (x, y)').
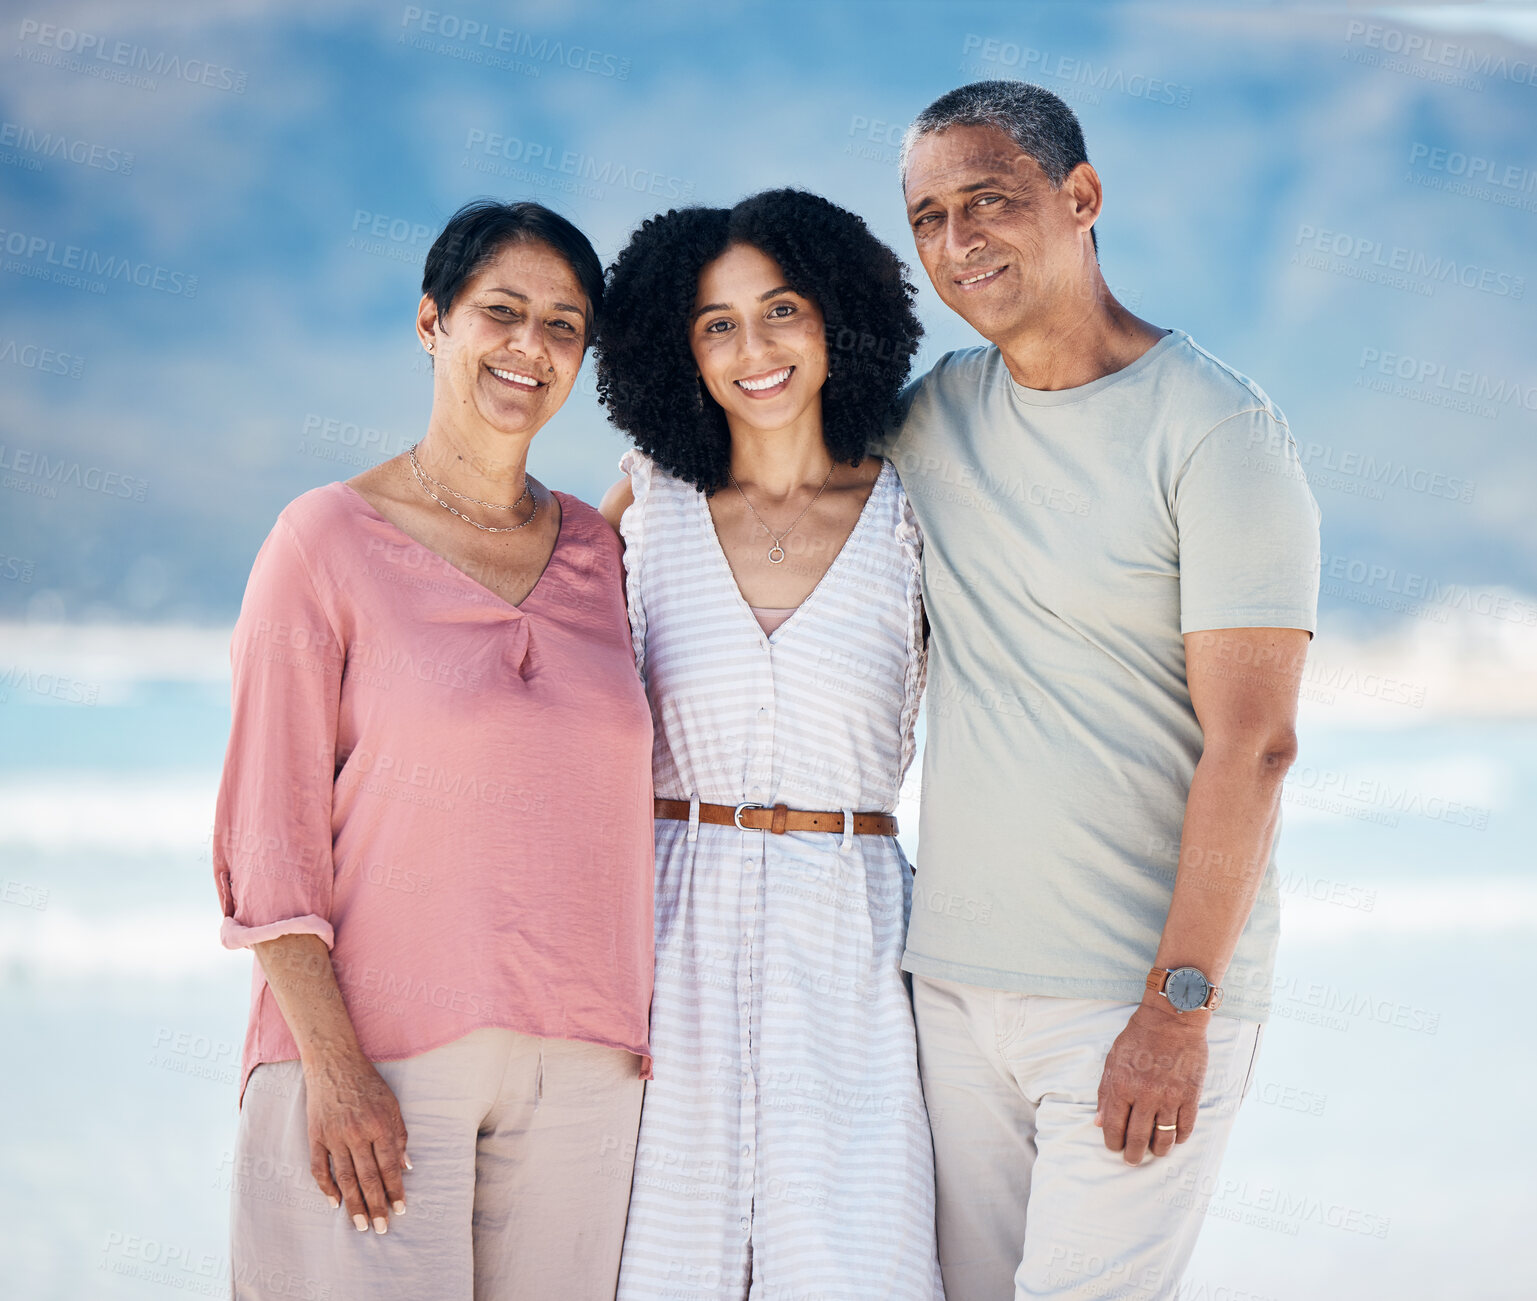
top-left (883, 81), bottom-right (1321, 1300)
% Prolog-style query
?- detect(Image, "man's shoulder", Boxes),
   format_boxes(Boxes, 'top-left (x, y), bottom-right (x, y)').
top-left (884, 346), bottom-right (1000, 447)
top-left (1157, 332), bottom-right (1288, 435)
top-left (910, 345), bottom-right (1002, 397)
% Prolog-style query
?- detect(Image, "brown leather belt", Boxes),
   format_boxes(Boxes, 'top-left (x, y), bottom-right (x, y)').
top-left (654, 798), bottom-right (897, 837)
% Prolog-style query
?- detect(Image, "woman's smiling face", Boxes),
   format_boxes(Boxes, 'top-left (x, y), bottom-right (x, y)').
top-left (423, 238), bottom-right (590, 440)
top-left (689, 242), bottom-right (829, 436)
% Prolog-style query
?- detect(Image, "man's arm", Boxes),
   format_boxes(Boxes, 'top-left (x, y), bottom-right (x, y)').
top-left (1096, 624), bottom-right (1309, 1164)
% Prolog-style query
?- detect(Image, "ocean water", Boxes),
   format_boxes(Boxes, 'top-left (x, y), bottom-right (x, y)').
top-left (2, 674), bottom-right (1534, 1299)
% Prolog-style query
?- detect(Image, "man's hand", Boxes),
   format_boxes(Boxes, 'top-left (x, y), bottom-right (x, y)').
top-left (1095, 1004), bottom-right (1209, 1164)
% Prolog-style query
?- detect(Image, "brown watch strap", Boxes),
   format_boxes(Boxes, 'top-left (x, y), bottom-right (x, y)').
top-left (1145, 967), bottom-right (1224, 1011)
top-left (654, 798), bottom-right (897, 837)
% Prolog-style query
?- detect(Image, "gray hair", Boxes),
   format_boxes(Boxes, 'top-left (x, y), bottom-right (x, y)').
top-left (900, 80), bottom-right (1097, 251)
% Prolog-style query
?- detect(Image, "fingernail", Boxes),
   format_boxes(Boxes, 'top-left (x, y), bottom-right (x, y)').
top-left (403, 1153), bottom-right (414, 1171)
top-left (353, 1214), bottom-right (368, 1232)
top-left (373, 1217), bottom-right (388, 1235)
top-left (327, 1196), bottom-right (340, 1209)
top-left (393, 1201), bottom-right (406, 1215)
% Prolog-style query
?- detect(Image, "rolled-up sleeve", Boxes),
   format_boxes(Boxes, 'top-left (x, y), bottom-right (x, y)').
top-left (1174, 408), bottom-right (1322, 636)
top-left (214, 515), bottom-right (343, 950)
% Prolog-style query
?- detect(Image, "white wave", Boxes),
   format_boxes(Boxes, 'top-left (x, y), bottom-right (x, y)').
top-left (0, 774), bottom-right (216, 852)
top-left (1281, 878), bottom-right (1537, 939)
top-left (0, 907), bottom-right (243, 979)
top-left (0, 621), bottom-right (233, 689)
top-left (1, 879), bottom-right (1528, 988)
top-left (1300, 599), bottom-right (1537, 725)
top-left (4, 603), bottom-right (1537, 720)
top-left (1280, 751), bottom-right (1515, 824)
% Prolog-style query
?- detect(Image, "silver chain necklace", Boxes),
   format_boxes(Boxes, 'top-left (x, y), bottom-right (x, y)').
top-left (408, 443), bottom-right (539, 533)
top-left (727, 463), bottom-right (835, 564)
top-left (408, 444), bottom-right (532, 512)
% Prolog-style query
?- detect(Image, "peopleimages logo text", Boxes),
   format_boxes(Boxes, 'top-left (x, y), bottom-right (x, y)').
top-left (16, 19), bottom-right (247, 92)
top-left (0, 228), bottom-right (197, 297)
top-left (1358, 348), bottom-right (1537, 415)
top-left (1294, 225), bottom-right (1524, 298)
top-left (1247, 426), bottom-right (1475, 503)
top-left (1345, 18), bottom-right (1537, 86)
top-left (463, 131), bottom-right (692, 201)
top-left (0, 445), bottom-right (149, 500)
top-left (961, 34), bottom-right (1193, 106)
top-left (1318, 553), bottom-right (1536, 627)
top-left (0, 122), bottom-right (134, 173)
top-left (400, 8), bottom-right (630, 79)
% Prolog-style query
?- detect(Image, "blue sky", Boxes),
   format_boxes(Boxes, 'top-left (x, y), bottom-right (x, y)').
top-left (2, 0), bottom-right (1534, 623)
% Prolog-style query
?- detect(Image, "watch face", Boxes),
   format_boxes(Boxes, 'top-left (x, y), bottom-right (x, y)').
top-left (1166, 967), bottom-right (1210, 1012)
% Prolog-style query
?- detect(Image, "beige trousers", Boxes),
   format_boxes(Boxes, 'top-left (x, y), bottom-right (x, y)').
top-left (229, 1026), bottom-right (645, 1301)
top-left (912, 975), bottom-right (1263, 1301)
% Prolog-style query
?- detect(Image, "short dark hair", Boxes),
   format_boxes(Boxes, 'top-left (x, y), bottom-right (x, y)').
top-left (902, 80), bottom-right (1098, 254)
top-left (596, 188), bottom-right (923, 494)
top-left (421, 199), bottom-right (604, 346)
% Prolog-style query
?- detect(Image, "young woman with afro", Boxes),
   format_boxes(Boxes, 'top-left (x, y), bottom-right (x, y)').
top-left (597, 189), bottom-right (944, 1300)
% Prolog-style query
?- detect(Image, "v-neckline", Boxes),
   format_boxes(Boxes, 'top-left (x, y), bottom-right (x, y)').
top-left (699, 459), bottom-right (890, 645)
top-left (338, 481), bottom-right (568, 614)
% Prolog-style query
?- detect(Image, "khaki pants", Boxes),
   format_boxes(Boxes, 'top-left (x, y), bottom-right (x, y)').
top-left (912, 975), bottom-right (1262, 1301)
top-left (230, 1027), bottom-right (644, 1301)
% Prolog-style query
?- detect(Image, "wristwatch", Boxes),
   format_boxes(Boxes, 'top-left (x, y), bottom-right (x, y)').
top-left (1146, 966), bottom-right (1223, 1013)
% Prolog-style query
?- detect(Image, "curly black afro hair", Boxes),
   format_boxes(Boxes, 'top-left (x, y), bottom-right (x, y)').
top-left (595, 188), bottom-right (923, 494)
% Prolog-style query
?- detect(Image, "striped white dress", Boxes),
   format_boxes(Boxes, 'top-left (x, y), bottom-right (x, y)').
top-left (615, 449), bottom-right (944, 1301)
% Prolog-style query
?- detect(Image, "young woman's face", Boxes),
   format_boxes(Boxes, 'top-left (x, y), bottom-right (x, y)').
top-left (419, 238), bottom-right (589, 441)
top-left (689, 242), bottom-right (829, 435)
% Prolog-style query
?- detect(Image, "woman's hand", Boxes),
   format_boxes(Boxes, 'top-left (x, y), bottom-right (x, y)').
top-left (250, 933), bottom-right (411, 1233)
top-left (303, 1048), bottom-right (411, 1233)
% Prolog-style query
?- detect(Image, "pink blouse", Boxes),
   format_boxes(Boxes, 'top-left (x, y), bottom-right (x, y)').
top-left (213, 482), bottom-right (655, 1102)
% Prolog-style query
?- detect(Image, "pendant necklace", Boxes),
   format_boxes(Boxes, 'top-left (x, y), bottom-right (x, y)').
top-left (727, 463), bottom-right (835, 564)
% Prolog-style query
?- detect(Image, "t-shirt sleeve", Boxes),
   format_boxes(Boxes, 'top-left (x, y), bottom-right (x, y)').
top-left (213, 514), bottom-right (344, 949)
top-left (1174, 408), bottom-right (1321, 636)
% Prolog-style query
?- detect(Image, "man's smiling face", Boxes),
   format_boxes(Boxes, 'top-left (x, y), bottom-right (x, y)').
top-left (904, 123), bottom-right (1096, 346)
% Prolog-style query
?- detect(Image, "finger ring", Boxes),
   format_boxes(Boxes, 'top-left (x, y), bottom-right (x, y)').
top-left (1155, 1123), bottom-right (1178, 1132)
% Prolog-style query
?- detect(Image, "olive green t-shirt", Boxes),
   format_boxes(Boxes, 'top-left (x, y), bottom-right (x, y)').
top-left (884, 330), bottom-right (1320, 1019)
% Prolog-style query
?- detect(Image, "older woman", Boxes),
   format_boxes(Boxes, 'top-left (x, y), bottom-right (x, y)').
top-left (213, 199), bottom-right (654, 1300)
top-left (597, 190), bottom-right (943, 1299)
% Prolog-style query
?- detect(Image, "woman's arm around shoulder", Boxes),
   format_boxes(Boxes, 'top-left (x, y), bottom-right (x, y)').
top-left (598, 477), bottom-right (634, 541)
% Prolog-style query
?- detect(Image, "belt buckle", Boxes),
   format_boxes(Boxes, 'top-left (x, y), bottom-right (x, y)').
top-left (733, 801), bottom-right (764, 830)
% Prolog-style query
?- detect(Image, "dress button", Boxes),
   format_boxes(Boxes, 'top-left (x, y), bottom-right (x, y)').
top-left (741, 1143), bottom-right (752, 1158)
top-left (740, 1216), bottom-right (750, 1233)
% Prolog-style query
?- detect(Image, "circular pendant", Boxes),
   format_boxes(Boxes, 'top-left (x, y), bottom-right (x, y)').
top-left (768, 545), bottom-right (785, 564)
